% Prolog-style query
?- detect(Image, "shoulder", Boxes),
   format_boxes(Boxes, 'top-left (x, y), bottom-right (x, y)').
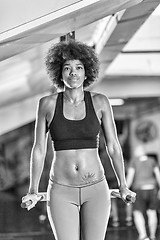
top-left (39, 92), bottom-right (58, 108)
top-left (39, 92), bottom-right (58, 105)
top-left (90, 91), bottom-right (108, 102)
top-left (38, 92), bottom-right (59, 115)
top-left (89, 91), bottom-right (111, 110)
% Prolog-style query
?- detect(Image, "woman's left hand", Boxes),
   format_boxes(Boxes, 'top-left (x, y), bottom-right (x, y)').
top-left (119, 186), bottom-right (136, 204)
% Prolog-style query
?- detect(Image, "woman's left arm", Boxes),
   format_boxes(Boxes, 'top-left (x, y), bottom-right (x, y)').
top-left (153, 166), bottom-right (160, 199)
top-left (99, 94), bottom-right (135, 202)
top-left (154, 166), bottom-right (160, 187)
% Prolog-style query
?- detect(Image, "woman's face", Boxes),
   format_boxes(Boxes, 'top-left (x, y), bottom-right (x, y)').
top-left (62, 60), bottom-right (85, 89)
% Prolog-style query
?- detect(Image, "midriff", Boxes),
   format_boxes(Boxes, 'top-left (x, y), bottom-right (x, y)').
top-left (49, 148), bottom-right (104, 187)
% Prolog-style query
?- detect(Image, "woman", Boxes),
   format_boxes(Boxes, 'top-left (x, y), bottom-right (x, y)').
top-left (127, 147), bottom-right (160, 240)
top-left (22, 40), bottom-right (136, 240)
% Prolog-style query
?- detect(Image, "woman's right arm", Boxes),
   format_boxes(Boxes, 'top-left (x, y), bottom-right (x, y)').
top-left (28, 97), bottom-right (49, 194)
top-left (22, 97), bottom-right (49, 210)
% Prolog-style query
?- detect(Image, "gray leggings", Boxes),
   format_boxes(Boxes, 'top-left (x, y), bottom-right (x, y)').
top-left (47, 178), bottom-right (111, 240)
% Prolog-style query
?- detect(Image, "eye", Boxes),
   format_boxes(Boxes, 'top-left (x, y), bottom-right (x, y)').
top-left (77, 65), bottom-right (83, 70)
top-left (63, 66), bottom-right (70, 71)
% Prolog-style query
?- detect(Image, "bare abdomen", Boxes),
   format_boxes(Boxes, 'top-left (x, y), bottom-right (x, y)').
top-left (50, 148), bottom-right (104, 186)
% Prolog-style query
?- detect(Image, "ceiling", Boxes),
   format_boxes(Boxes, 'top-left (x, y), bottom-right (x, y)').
top-left (0, 0), bottom-right (160, 135)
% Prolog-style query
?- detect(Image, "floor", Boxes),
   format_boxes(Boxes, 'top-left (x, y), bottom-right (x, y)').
top-left (0, 190), bottom-right (160, 240)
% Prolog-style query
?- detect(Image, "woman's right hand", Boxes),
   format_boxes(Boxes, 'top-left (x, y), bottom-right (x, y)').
top-left (119, 186), bottom-right (136, 204)
top-left (21, 193), bottom-right (41, 211)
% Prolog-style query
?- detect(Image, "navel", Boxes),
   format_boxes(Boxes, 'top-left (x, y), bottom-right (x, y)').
top-left (75, 165), bottom-right (79, 171)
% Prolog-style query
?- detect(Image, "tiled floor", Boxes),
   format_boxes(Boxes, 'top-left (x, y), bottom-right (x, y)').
top-left (0, 190), bottom-right (160, 240)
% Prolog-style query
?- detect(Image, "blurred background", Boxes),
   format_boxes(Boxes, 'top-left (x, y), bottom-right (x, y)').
top-left (0, 0), bottom-right (160, 239)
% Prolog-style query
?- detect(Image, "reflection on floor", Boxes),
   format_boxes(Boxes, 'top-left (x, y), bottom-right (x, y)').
top-left (0, 191), bottom-right (160, 240)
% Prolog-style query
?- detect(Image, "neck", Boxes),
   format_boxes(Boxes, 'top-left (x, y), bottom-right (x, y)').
top-left (64, 88), bottom-right (84, 101)
top-left (63, 89), bottom-right (84, 106)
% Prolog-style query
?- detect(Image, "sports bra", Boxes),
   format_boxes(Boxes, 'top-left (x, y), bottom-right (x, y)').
top-left (46, 91), bottom-right (101, 151)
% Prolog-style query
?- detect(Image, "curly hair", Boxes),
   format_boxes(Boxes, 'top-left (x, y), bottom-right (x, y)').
top-left (45, 40), bottom-right (100, 89)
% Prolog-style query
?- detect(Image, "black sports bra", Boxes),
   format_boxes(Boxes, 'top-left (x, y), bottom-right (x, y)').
top-left (46, 91), bottom-right (101, 151)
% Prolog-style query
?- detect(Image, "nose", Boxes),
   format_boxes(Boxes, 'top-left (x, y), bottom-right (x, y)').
top-left (70, 68), bottom-right (77, 76)
top-left (70, 72), bottom-right (76, 77)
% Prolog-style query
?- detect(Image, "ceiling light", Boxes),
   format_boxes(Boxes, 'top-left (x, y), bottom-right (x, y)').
top-left (109, 98), bottom-right (124, 106)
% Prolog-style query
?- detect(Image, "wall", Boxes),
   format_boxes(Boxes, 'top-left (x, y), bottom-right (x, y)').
top-left (130, 109), bottom-right (160, 164)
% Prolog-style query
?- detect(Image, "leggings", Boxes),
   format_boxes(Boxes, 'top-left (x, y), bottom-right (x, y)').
top-left (47, 178), bottom-right (111, 240)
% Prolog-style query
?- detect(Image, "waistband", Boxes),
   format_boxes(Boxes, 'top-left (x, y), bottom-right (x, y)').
top-left (49, 176), bottom-right (105, 188)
